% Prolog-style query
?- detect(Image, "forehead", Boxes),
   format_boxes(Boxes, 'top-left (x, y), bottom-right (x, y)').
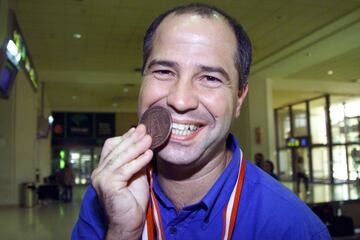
top-left (151, 13), bottom-right (237, 61)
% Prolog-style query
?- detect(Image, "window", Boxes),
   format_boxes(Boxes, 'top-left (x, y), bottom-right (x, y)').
top-left (309, 98), bottom-right (327, 145)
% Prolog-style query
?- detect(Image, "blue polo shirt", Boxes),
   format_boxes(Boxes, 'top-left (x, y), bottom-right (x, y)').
top-left (72, 135), bottom-right (331, 239)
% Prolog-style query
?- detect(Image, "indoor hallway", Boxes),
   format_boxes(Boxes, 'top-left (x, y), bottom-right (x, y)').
top-left (0, 182), bottom-right (359, 239)
top-left (0, 186), bottom-right (85, 240)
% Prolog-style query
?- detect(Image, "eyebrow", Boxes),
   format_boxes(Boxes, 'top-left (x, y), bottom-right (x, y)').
top-left (146, 60), bottom-right (230, 81)
top-left (199, 65), bottom-right (230, 81)
top-left (147, 59), bottom-right (180, 70)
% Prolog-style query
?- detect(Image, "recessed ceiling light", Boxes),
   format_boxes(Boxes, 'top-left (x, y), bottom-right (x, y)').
top-left (327, 70), bottom-right (334, 75)
top-left (73, 33), bottom-right (82, 39)
top-left (48, 115), bottom-right (54, 124)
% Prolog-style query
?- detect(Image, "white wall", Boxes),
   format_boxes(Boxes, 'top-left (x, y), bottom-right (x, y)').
top-left (0, 76), bottom-right (16, 205)
top-left (14, 70), bottom-right (38, 183)
top-left (0, 1), bottom-right (51, 204)
top-left (0, 70), bottom-right (39, 205)
top-left (231, 97), bottom-right (251, 160)
top-left (248, 78), bottom-right (276, 162)
top-left (36, 106), bottom-right (52, 183)
top-left (231, 78), bottom-right (276, 164)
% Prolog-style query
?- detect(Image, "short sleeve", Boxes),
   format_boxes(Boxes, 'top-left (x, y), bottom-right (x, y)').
top-left (71, 184), bottom-right (107, 239)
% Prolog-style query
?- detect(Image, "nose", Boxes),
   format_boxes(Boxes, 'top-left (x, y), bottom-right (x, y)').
top-left (167, 79), bottom-right (199, 113)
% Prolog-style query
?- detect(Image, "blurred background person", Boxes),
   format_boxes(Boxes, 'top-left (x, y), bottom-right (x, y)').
top-left (263, 159), bottom-right (279, 180)
top-left (62, 162), bottom-right (75, 202)
top-left (254, 152), bottom-right (264, 169)
top-left (296, 156), bottom-right (309, 194)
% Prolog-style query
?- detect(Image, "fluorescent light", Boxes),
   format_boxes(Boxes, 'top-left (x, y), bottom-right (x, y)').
top-left (15, 53), bottom-right (21, 62)
top-left (6, 40), bottom-right (21, 65)
top-left (6, 40), bottom-right (18, 56)
top-left (70, 152), bottom-right (80, 160)
top-left (48, 115), bottom-right (54, 124)
top-left (327, 70), bottom-right (334, 75)
top-left (73, 33), bottom-right (82, 39)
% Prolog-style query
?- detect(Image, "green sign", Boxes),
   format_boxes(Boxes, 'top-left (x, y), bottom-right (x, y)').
top-left (5, 11), bottom-right (38, 90)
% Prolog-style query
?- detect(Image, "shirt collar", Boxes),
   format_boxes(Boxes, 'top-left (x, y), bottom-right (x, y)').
top-left (152, 134), bottom-right (242, 219)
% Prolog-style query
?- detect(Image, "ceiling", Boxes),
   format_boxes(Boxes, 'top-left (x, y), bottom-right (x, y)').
top-left (8, 0), bottom-right (360, 111)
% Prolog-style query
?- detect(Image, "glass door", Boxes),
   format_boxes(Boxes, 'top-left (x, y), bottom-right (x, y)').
top-left (311, 147), bottom-right (330, 181)
top-left (52, 146), bottom-right (102, 185)
top-left (278, 149), bottom-right (292, 179)
top-left (69, 148), bottom-right (92, 185)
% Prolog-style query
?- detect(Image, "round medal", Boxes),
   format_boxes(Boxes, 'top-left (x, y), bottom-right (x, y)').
top-left (140, 106), bottom-right (172, 150)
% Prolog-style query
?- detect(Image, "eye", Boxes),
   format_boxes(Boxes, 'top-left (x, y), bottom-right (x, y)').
top-left (204, 75), bottom-right (222, 82)
top-left (200, 75), bottom-right (223, 88)
top-left (152, 69), bottom-right (175, 80)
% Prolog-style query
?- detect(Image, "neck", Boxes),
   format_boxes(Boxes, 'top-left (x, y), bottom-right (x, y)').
top-left (156, 148), bottom-right (232, 211)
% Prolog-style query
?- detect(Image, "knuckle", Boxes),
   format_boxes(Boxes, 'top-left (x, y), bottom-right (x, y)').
top-left (104, 137), bottom-right (116, 146)
top-left (91, 169), bottom-right (98, 180)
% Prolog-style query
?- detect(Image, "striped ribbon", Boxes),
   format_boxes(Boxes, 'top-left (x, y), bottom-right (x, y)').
top-left (142, 151), bottom-right (245, 240)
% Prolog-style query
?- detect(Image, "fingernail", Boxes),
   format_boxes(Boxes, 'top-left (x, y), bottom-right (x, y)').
top-left (135, 125), bottom-right (146, 140)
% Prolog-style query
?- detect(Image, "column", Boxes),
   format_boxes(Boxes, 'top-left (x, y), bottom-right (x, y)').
top-left (231, 77), bottom-right (276, 164)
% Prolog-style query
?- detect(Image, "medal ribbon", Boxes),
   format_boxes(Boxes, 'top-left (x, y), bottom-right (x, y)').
top-left (142, 152), bottom-right (246, 240)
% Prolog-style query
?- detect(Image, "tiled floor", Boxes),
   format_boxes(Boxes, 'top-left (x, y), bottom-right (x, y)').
top-left (0, 201), bottom-right (81, 240)
top-left (0, 187), bottom-right (85, 240)
top-left (0, 182), bottom-right (359, 239)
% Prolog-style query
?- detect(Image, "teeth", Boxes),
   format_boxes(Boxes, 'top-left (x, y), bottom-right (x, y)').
top-left (172, 123), bottom-right (199, 136)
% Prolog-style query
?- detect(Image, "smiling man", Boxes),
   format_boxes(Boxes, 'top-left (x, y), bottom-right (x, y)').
top-left (72, 4), bottom-right (330, 240)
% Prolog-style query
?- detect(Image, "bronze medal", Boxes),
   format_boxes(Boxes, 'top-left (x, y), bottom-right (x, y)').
top-left (140, 106), bottom-right (172, 150)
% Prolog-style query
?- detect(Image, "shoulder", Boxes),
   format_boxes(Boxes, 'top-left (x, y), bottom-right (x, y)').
top-left (234, 161), bottom-right (330, 239)
top-left (71, 184), bottom-right (107, 239)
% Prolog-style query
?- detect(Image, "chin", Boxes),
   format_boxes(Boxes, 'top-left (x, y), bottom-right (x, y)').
top-left (156, 144), bottom-right (201, 166)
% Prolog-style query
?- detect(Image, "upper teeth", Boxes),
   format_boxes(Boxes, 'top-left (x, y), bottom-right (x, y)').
top-left (172, 123), bottom-right (198, 131)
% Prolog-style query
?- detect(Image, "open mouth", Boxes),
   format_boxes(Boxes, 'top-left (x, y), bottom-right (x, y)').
top-left (171, 122), bottom-right (201, 136)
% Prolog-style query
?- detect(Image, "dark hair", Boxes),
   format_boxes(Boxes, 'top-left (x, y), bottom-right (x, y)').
top-left (255, 152), bottom-right (264, 159)
top-left (141, 3), bottom-right (252, 88)
top-left (264, 160), bottom-right (274, 172)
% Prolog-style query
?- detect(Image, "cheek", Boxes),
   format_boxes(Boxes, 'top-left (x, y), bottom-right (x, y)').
top-left (138, 79), bottom-right (168, 113)
top-left (201, 90), bottom-right (235, 122)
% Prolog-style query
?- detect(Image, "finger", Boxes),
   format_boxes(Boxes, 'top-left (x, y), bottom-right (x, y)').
top-left (100, 127), bottom-right (135, 161)
top-left (92, 148), bottom-right (152, 196)
top-left (105, 134), bottom-right (152, 171)
top-left (102, 125), bottom-right (147, 167)
top-left (93, 127), bottom-right (136, 177)
top-left (116, 149), bottom-right (153, 182)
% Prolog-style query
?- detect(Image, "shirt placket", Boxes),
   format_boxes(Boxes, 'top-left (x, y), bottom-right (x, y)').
top-left (165, 209), bottom-right (193, 239)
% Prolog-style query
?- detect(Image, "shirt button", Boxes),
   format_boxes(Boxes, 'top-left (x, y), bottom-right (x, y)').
top-left (169, 226), bottom-right (177, 234)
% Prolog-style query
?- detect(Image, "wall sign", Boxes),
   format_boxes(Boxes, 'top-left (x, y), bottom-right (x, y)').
top-left (51, 112), bottom-right (115, 146)
top-left (286, 136), bottom-right (309, 148)
top-left (4, 10), bottom-right (38, 90)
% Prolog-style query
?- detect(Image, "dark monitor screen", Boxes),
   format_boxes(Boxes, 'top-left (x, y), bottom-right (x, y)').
top-left (0, 60), bottom-right (18, 99)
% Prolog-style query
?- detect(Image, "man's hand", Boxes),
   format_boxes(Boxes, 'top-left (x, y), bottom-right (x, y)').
top-left (91, 124), bottom-right (153, 240)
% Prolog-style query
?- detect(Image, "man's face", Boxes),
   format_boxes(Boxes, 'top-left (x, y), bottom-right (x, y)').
top-left (138, 13), bottom-right (248, 166)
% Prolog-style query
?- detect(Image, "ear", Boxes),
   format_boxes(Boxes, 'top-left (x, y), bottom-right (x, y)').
top-left (235, 83), bottom-right (249, 118)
